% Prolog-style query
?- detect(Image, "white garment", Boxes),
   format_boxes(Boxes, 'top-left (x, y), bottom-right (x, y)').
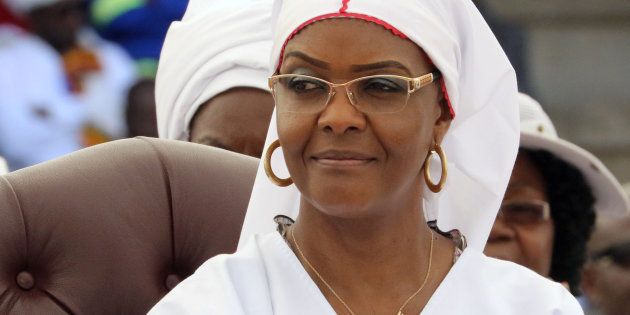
top-left (77, 29), bottom-right (137, 139)
top-left (0, 25), bottom-right (85, 171)
top-left (241, 0), bottom-right (519, 252)
top-left (150, 232), bottom-right (583, 314)
top-left (156, 0), bottom-right (272, 141)
top-left (0, 156), bottom-right (8, 175)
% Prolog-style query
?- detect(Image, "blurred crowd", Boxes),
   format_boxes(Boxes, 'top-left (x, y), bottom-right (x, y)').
top-left (1, 1), bottom-right (629, 314)
top-left (0, 0), bottom-right (187, 171)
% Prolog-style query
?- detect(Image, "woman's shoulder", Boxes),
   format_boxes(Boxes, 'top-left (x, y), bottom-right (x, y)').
top-left (148, 233), bottom-right (280, 315)
top-left (427, 249), bottom-right (583, 314)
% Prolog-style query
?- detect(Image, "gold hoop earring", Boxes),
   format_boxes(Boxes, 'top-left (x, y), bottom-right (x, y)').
top-left (264, 139), bottom-right (293, 187)
top-left (423, 144), bottom-right (448, 193)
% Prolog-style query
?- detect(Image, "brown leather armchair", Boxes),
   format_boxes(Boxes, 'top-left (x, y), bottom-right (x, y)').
top-left (0, 137), bottom-right (258, 314)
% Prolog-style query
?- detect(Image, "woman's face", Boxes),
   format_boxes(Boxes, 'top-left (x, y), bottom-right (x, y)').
top-left (277, 19), bottom-right (450, 219)
top-left (190, 87), bottom-right (275, 158)
top-left (485, 152), bottom-right (555, 276)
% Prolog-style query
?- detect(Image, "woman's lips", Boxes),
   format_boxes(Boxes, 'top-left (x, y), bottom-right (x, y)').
top-left (315, 158), bottom-right (374, 166)
top-left (311, 150), bottom-right (376, 167)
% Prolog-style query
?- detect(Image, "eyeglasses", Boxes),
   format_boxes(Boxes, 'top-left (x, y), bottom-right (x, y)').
top-left (268, 71), bottom-right (441, 114)
top-left (591, 241), bottom-right (630, 269)
top-left (496, 200), bottom-right (551, 226)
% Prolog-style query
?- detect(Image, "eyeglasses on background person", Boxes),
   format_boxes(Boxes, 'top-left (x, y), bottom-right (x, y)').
top-left (497, 200), bottom-right (551, 226)
top-left (269, 71), bottom-right (441, 114)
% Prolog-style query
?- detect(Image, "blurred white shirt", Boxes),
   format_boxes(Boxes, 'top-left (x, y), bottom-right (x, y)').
top-left (0, 25), bottom-right (86, 171)
top-left (77, 29), bottom-right (136, 139)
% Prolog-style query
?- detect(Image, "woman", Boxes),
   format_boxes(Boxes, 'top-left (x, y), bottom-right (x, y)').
top-left (156, 0), bottom-right (275, 158)
top-left (151, 0), bottom-right (581, 313)
top-left (485, 94), bottom-right (630, 295)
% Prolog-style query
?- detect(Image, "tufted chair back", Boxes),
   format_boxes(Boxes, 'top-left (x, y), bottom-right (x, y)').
top-left (0, 137), bottom-right (258, 314)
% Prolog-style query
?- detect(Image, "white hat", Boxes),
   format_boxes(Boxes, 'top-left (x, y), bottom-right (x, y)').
top-left (240, 0), bottom-right (519, 251)
top-left (156, 0), bottom-right (273, 141)
top-left (3, 0), bottom-right (64, 15)
top-left (518, 93), bottom-right (630, 216)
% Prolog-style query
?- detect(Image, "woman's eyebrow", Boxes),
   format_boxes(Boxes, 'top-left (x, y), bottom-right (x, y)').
top-left (284, 51), bottom-right (330, 69)
top-left (350, 61), bottom-right (412, 75)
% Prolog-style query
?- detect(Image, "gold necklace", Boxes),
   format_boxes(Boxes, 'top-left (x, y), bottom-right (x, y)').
top-left (290, 228), bottom-right (435, 315)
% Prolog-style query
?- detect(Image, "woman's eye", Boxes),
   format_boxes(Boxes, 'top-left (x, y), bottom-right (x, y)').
top-left (287, 78), bottom-right (324, 93)
top-left (363, 78), bottom-right (404, 93)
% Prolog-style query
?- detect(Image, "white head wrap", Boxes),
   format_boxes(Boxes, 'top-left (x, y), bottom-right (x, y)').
top-left (240, 0), bottom-right (519, 251)
top-left (156, 0), bottom-right (273, 141)
top-left (3, 0), bottom-right (63, 15)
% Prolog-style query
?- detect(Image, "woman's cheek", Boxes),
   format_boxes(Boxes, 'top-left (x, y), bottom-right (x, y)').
top-left (277, 113), bottom-right (316, 155)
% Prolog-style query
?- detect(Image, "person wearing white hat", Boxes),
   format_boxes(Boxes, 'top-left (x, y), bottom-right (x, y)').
top-left (150, 0), bottom-right (581, 314)
top-left (485, 93), bottom-right (630, 297)
top-left (156, 0), bottom-right (274, 158)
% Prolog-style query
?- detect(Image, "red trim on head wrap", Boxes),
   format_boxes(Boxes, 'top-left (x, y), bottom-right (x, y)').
top-left (276, 11), bottom-right (455, 118)
top-left (423, 51), bottom-right (455, 119)
top-left (441, 78), bottom-right (455, 118)
top-left (277, 12), bottom-right (407, 71)
top-left (339, 0), bottom-right (350, 13)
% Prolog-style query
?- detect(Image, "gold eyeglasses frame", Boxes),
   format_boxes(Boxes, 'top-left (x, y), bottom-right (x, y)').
top-left (268, 71), bottom-right (441, 114)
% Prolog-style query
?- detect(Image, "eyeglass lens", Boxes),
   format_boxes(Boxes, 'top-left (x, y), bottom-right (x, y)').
top-left (272, 75), bottom-right (411, 113)
top-left (499, 201), bottom-right (549, 226)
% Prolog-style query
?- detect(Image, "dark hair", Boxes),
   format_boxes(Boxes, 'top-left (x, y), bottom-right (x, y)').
top-left (524, 149), bottom-right (596, 295)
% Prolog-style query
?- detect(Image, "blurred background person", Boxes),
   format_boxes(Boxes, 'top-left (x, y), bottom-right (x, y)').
top-left (0, 12), bottom-right (86, 171)
top-left (5, 0), bottom-right (137, 146)
top-left (581, 216), bottom-right (630, 315)
top-left (87, 0), bottom-right (189, 140)
top-left (125, 78), bottom-right (158, 137)
top-left (485, 93), bottom-right (630, 296)
top-left (156, 0), bottom-right (273, 158)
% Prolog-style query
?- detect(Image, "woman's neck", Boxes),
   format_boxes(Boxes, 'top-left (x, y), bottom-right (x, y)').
top-left (289, 197), bottom-right (451, 314)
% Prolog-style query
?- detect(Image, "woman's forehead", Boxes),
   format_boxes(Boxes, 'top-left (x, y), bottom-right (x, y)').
top-left (282, 18), bottom-right (431, 74)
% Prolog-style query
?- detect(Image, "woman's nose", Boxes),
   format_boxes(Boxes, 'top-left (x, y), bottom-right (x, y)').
top-left (317, 87), bottom-right (367, 135)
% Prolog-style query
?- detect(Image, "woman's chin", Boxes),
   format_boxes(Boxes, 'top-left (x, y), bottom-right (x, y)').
top-left (304, 185), bottom-right (381, 219)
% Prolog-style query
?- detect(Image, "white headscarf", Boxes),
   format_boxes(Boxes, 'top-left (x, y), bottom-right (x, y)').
top-left (240, 0), bottom-right (519, 251)
top-left (156, 0), bottom-right (273, 141)
top-left (3, 0), bottom-right (62, 15)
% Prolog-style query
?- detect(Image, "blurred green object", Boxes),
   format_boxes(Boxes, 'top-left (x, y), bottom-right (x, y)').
top-left (91, 0), bottom-right (145, 26)
top-left (136, 58), bottom-right (158, 79)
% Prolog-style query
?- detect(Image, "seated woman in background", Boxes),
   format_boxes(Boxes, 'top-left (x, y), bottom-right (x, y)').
top-left (485, 93), bottom-right (630, 296)
top-left (150, 0), bottom-right (581, 313)
top-left (156, 0), bottom-right (274, 158)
